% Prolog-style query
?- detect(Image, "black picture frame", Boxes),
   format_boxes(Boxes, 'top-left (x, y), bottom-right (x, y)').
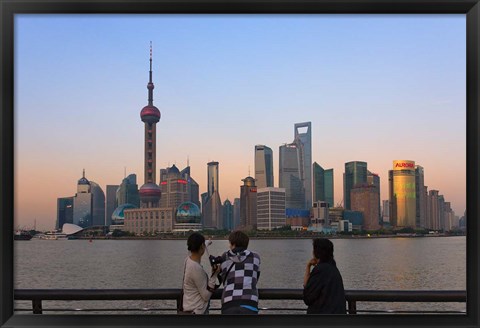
top-left (1, 1), bottom-right (478, 328)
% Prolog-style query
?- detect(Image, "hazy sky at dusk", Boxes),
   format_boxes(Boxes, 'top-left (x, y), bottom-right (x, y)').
top-left (15, 14), bottom-right (466, 230)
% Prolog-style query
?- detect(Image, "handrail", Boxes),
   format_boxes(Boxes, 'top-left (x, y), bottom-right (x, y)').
top-left (14, 288), bottom-right (467, 315)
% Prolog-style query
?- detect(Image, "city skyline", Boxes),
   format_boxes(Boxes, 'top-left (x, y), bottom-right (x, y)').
top-left (15, 15), bottom-right (466, 230)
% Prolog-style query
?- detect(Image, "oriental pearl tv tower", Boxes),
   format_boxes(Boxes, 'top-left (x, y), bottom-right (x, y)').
top-left (139, 42), bottom-right (162, 208)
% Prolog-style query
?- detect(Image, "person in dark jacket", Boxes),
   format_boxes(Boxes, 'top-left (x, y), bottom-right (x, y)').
top-left (303, 238), bottom-right (346, 314)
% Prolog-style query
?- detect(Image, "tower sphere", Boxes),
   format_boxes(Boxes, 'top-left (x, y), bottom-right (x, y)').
top-left (140, 105), bottom-right (161, 123)
top-left (139, 182), bottom-right (162, 203)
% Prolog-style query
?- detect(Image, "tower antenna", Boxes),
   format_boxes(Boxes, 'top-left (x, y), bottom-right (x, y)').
top-left (187, 155), bottom-right (190, 167)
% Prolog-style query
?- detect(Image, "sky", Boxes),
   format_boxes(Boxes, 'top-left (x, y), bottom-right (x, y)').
top-left (14, 14), bottom-right (466, 230)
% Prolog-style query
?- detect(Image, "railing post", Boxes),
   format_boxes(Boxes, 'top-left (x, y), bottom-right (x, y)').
top-left (32, 299), bottom-right (42, 314)
top-left (347, 300), bottom-right (357, 315)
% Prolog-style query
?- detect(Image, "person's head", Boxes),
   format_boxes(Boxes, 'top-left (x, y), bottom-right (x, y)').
top-left (228, 230), bottom-right (249, 251)
top-left (187, 232), bottom-right (206, 255)
top-left (312, 238), bottom-right (334, 263)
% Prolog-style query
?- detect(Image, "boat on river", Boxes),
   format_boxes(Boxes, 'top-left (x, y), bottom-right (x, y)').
top-left (14, 230), bottom-right (32, 241)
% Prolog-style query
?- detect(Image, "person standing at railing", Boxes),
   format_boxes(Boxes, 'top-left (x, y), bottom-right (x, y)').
top-left (218, 231), bottom-right (261, 314)
top-left (180, 232), bottom-right (221, 314)
top-left (303, 238), bottom-right (346, 314)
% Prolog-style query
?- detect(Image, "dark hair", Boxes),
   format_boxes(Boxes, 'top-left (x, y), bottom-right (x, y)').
top-left (187, 232), bottom-right (205, 252)
top-left (228, 230), bottom-right (249, 249)
top-left (312, 238), bottom-right (334, 263)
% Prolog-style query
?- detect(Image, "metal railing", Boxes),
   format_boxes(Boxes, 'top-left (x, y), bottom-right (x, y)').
top-left (14, 289), bottom-right (466, 315)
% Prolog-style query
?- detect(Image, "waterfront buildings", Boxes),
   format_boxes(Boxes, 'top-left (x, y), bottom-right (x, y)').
top-left (257, 187), bottom-right (286, 230)
top-left (180, 166), bottom-right (200, 208)
top-left (240, 176), bottom-right (257, 230)
top-left (426, 190), bottom-right (440, 230)
top-left (294, 122), bottom-right (312, 209)
top-left (279, 142), bottom-right (305, 209)
top-left (123, 45), bottom-right (174, 234)
top-left (415, 166), bottom-right (426, 228)
top-left (313, 162), bottom-right (334, 207)
top-left (389, 160), bottom-right (416, 228)
top-left (223, 199), bottom-right (234, 231)
top-left (343, 161), bottom-right (368, 210)
top-left (56, 197), bottom-right (73, 230)
top-left (350, 184), bottom-right (381, 231)
top-left (254, 145), bottom-right (274, 188)
top-left (202, 161), bottom-right (223, 229)
top-left (105, 185), bottom-right (119, 226)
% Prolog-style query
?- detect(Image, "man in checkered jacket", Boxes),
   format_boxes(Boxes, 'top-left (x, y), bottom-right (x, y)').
top-left (219, 231), bottom-right (261, 314)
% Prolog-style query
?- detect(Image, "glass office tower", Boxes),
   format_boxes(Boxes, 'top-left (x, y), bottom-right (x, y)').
top-left (255, 145), bottom-right (274, 188)
top-left (343, 161), bottom-right (368, 210)
top-left (389, 160), bottom-right (416, 228)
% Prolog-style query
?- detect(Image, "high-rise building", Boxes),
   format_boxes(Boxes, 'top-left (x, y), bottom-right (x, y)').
top-left (202, 161), bottom-right (223, 229)
top-left (116, 174), bottom-right (140, 208)
top-left (438, 194), bottom-right (446, 231)
top-left (90, 181), bottom-right (105, 227)
top-left (223, 199), bottom-right (234, 231)
top-left (310, 201), bottom-right (329, 231)
top-left (159, 165), bottom-right (189, 209)
top-left (350, 184), bottom-right (380, 231)
top-left (138, 43), bottom-right (162, 209)
top-left (73, 170), bottom-right (93, 228)
top-left (180, 166), bottom-right (200, 208)
top-left (257, 187), bottom-right (286, 230)
top-left (382, 200), bottom-right (390, 223)
top-left (324, 169), bottom-right (334, 208)
top-left (255, 145), bottom-right (274, 188)
top-left (56, 197), bottom-right (74, 230)
top-left (240, 176), bottom-right (257, 230)
top-left (426, 190), bottom-right (440, 230)
top-left (279, 142), bottom-right (305, 209)
top-left (389, 160), bottom-right (416, 228)
top-left (367, 170), bottom-right (381, 226)
top-left (106, 185), bottom-right (119, 226)
top-left (415, 166), bottom-right (426, 228)
top-left (294, 122), bottom-right (312, 209)
top-left (233, 198), bottom-right (241, 229)
top-left (343, 161), bottom-right (368, 210)
top-left (313, 162), bottom-right (334, 207)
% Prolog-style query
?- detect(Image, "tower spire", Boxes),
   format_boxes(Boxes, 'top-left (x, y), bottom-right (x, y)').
top-left (148, 41), bottom-right (154, 106)
top-left (83, 168), bottom-right (85, 178)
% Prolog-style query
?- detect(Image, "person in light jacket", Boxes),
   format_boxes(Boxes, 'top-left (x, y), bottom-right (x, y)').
top-left (303, 238), bottom-right (346, 314)
top-left (182, 232), bottom-right (220, 314)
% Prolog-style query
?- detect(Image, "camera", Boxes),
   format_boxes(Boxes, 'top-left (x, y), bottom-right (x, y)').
top-left (209, 255), bottom-right (224, 266)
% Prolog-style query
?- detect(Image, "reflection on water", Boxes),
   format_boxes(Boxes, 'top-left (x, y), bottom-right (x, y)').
top-left (14, 236), bottom-right (466, 314)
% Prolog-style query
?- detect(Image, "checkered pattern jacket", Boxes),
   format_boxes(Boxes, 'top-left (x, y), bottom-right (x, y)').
top-left (219, 250), bottom-right (261, 305)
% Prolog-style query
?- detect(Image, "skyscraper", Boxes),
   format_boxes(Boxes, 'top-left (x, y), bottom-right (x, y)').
top-left (202, 161), bottom-right (223, 229)
top-left (73, 169), bottom-right (93, 228)
top-left (294, 122), bottom-right (312, 209)
top-left (116, 174), bottom-right (140, 208)
top-left (255, 145), bottom-right (274, 188)
top-left (389, 160), bottom-right (416, 228)
top-left (313, 162), bottom-right (334, 207)
top-left (426, 190), bottom-right (440, 230)
top-left (279, 142), bottom-right (305, 209)
top-left (138, 43), bottom-right (162, 209)
top-left (180, 166), bottom-right (200, 208)
top-left (90, 181), bottom-right (105, 227)
top-left (159, 165), bottom-right (189, 209)
top-left (233, 198), bottom-right (241, 229)
top-left (223, 199), bottom-right (234, 231)
top-left (56, 197), bottom-right (73, 230)
top-left (415, 165), bottom-right (426, 228)
top-left (350, 184), bottom-right (380, 231)
top-left (257, 187), bottom-right (286, 230)
top-left (105, 185), bottom-right (119, 226)
top-left (367, 170), bottom-right (381, 225)
top-left (343, 161), bottom-right (368, 210)
top-left (240, 176), bottom-right (257, 230)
